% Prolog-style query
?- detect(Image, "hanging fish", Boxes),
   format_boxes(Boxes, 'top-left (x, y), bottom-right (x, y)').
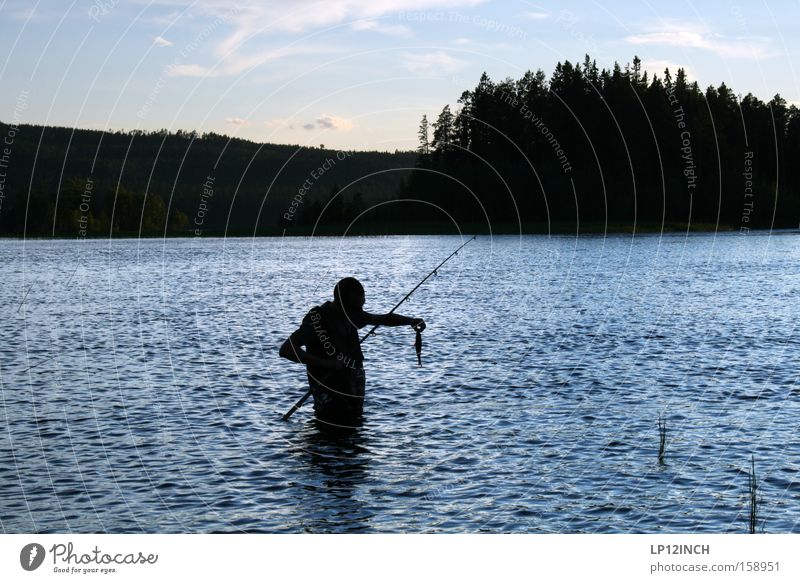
top-left (414, 326), bottom-right (423, 367)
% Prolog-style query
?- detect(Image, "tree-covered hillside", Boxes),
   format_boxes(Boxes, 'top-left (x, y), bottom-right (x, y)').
top-left (0, 124), bottom-right (416, 236)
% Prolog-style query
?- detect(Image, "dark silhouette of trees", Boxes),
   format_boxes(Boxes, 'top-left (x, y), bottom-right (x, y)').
top-left (402, 55), bottom-right (800, 231)
top-left (0, 124), bottom-right (415, 236)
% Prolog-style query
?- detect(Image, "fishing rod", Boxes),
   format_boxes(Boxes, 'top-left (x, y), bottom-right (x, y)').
top-left (281, 235), bottom-right (477, 421)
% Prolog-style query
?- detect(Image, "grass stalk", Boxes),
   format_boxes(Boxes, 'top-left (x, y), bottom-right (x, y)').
top-left (748, 455), bottom-right (761, 534)
top-left (657, 414), bottom-right (667, 465)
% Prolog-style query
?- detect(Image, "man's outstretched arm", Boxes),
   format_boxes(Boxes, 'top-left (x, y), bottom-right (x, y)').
top-left (362, 312), bottom-right (425, 330)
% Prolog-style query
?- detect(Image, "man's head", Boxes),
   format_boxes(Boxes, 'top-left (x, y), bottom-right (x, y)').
top-left (333, 277), bottom-right (365, 312)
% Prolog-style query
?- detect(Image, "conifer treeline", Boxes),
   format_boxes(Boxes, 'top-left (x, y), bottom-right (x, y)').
top-left (400, 55), bottom-right (800, 230)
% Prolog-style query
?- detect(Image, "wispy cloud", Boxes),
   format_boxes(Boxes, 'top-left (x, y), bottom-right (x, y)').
top-left (10, 6), bottom-right (38, 20)
top-left (143, 9), bottom-right (186, 27)
top-left (265, 114), bottom-right (354, 131)
top-left (351, 19), bottom-right (412, 37)
top-left (166, 44), bottom-right (335, 77)
top-left (153, 36), bottom-right (173, 47)
top-left (5, 2), bottom-right (63, 21)
top-left (310, 114), bottom-right (354, 131)
top-left (265, 118), bottom-right (296, 129)
top-left (219, 0), bottom-right (485, 33)
top-left (402, 51), bottom-right (467, 74)
top-left (146, 0), bottom-right (485, 77)
top-left (225, 117), bottom-right (248, 126)
top-left (166, 63), bottom-right (210, 77)
top-left (523, 11), bottom-right (548, 20)
top-left (626, 22), bottom-right (772, 60)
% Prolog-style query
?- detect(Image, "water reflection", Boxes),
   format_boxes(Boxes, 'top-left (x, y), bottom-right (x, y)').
top-left (291, 423), bottom-right (372, 533)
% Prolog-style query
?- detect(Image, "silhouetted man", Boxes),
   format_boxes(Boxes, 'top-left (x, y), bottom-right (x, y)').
top-left (279, 277), bottom-right (425, 428)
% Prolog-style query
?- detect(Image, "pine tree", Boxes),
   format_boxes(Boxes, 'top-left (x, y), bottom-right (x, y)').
top-left (431, 105), bottom-right (455, 154)
top-left (417, 115), bottom-right (430, 155)
top-left (675, 67), bottom-right (688, 92)
top-left (631, 55), bottom-right (642, 87)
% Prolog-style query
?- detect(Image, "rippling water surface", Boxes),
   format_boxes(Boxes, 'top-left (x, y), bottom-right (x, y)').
top-left (1, 233), bottom-right (798, 533)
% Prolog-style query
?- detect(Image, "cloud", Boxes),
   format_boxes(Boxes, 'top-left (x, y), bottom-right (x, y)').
top-left (225, 117), bottom-right (248, 126)
top-left (153, 36), bottom-right (173, 47)
top-left (351, 19), bottom-right (412, 37)
top-left (166, 63), bottom-right (210, 77)
top-left (10, 6), bottom-right (38, 20)
top-left (227, 0), bottom-right (485, 33)
top-left (266, 113), bottom-right (354, 132)
top-left (265, 115), bottom-right (354, 131)
top-left (143, 9), bottom-right (186, 27)
top-left (5, 2), bottom-right (63, 21)
top-left (402, 51), bottom-right (467, 74)
top-left (626, 22), bottom-right (772, 59)
top-left (311, 114), bottom-right (354, 131)
top-left (142, 0), bottom-right (485, 76)
top-left (166, 44), bottom-right (335, 77)
top-left (265, 118), bottom-right (296, 129)
top-left (523, 11), bottom-right (548, 20)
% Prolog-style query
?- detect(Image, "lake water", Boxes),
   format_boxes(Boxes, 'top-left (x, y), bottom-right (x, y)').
top-left (1, 233), bottom-right (798, 533)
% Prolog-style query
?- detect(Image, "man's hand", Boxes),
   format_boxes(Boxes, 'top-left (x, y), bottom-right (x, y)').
top-left (410, 318), bottom-right (426, 332)
top-left (280, 334), bottom-right (347, 370)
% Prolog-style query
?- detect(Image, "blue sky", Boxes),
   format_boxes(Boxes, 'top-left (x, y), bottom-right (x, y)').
top-left (1, 0), bottom-right (798, 151)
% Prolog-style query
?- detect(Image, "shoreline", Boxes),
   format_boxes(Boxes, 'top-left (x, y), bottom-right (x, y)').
top-left (1, 222), bottom-right (798, 240)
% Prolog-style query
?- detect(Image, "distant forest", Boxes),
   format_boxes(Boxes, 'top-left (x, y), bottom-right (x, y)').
top-left (1, 54), bottom-right (798, 237)
top-left (403, 55), bottom-right (800, 231)
top-left (0, 125), bottom-right (415, 237)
